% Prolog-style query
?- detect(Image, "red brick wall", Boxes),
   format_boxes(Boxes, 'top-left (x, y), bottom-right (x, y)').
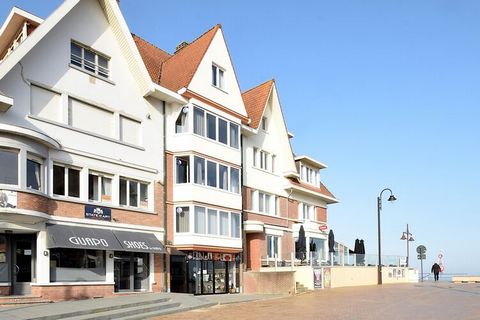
top-left (281, 232), bottom-right (294, 260)
top-left (243, 271), bottom-right (295, 295)
top-left (246, 233), bottom-right (265, 271)
top-left (317, 207), bottom-right (327, 223)
top-left (31, 284), bottom-right (114, 301)
top-left (15, 182), bottom-right (165, 229)
top-left (152, 253), bottom-right (165, 292)
top-left (0, 286), bottom-right (11, 296)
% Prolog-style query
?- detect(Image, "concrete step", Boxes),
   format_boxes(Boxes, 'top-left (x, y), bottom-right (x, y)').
top-left (117, 302), bottom-right (218, 320)
top-left (0, 296), bottom-right (53, 306)
top-left (28, 297), bottom-right (171, 320)
top-left (60, 301), bottom-right (181, 320)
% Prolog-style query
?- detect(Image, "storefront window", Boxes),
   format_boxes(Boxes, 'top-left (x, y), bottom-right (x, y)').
top-left (50, 248), bottom-right (105, 282)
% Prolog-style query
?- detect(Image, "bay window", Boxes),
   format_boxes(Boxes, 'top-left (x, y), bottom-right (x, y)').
top-left (219, 211), bottom-right (229, 236)
top-left (230, 167), bottom-right (239, 194)
top-left (207, 161), bottom-right (217, 187)
top-left (194, 156), bottom-right (205, 185)
top-left (219, 165), bottom-right (228, 190)
top-left (194, 206), bottom-right (206, 234)
top-left (176, 206), bottom-right (189, 233)
top-left (218, 119), bottom-right (228, 144)
top-left (208, 209), bottom-right (218, 235)
top-left (176, 157), bottom-right (189, 183)
top-left (231, 213), bottom-right (240, 238)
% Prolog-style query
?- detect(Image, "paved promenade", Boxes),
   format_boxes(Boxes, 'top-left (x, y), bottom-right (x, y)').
top-left (154, 282), bottom-right (480, 320)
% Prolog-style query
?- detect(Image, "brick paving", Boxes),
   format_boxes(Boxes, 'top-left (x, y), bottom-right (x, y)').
top-left (153, 282), bottom-right (480, 320)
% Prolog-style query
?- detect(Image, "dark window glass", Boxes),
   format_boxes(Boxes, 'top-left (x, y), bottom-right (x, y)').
top-left (218, 119), bottom-right (228, 144)
top-left (176, 157), bottom-right (189, 183)
top-left (193, 108), bottom-right (205, 136)
top-left (129, 180), bottom-right (138, 207)
top-left (68, 168), bottom-right (80, 198)
top-left (212, 65), bottom-right (217, 86)
top-left (53, 165), bottom-right (65, 195)
top-left (0, 149), bottom-right (18, 185)
top-left (88, 174), bottom-right (98, 201)
top-left (207, 161), bottom-right (217, 187)
top-left (194, 156), bottom-right (205, 185)
top-left (26, 159), bottom-right (41, 190)
top-left (207, 113), bottom-right (216, 140)
top-left (120, 179), bottom-right (127, 205)
top-left (229, 123), bottom-right (239, 148)
top-left (219, 165), bottom-right (228, 190)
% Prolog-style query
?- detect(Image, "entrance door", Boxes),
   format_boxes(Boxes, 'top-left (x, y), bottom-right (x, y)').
top-left (114, 252), bottom-right (149, 292)
top-left (12, 235), bottom-right (35, 295)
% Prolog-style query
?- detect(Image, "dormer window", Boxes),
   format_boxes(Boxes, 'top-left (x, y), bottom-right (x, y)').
top-left (212, 64), bottom-right (225, 90)
top-left (300, 163), bottom-right (320, 187)
top-left (71, 41), bottom-right (109, 78)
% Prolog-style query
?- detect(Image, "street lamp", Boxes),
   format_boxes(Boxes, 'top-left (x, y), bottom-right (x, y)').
top-left (377, 188), bottom-right (397, 285)
top-left (400, 224), bottom-right (414, 267)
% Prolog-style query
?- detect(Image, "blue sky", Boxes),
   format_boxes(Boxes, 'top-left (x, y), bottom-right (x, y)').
top-left (2, 0), bottom-right (479, 274)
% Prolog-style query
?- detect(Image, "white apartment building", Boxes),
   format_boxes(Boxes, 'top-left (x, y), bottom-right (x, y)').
top-left (0, 0), bottom-right (182, 300)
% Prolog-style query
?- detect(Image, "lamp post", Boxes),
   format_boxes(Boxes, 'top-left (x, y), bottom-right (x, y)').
top-left (377, 188), bottom-right (397, 285)
top-left (400, 224), bottom-right (414, 267)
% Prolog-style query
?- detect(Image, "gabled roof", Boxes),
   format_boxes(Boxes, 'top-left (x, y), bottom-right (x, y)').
top-left (242, 79), bottom-right (274, 129)
top-left (134, 24), bottom-right (220, 93)
top-left (132, 33), bottom-right (171, 83)
top-left (160, 24), bottom-right (220, 92)
top-left (288, 178), bottom-right (338, 204)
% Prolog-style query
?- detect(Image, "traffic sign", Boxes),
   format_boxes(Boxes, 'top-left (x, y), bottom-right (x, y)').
top-left (417, 254), bottom-right (426, 260)
top-left (416, 245), bottom-right (427, 254)
top-left (319, 225), bottom-right (328, 231)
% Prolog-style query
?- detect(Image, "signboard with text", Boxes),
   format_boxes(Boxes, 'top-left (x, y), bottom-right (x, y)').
top-left (85, 205), bottom-right (111, 221)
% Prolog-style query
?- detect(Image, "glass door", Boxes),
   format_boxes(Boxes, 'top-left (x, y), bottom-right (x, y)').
top-left (214, 261), bottom-right (226, 293)
top-left (133, 253), bottom-right (149, 292)
top-left (202, 260), bottom-right (214, 294)
top-left (12, 235), bottom-right (35, 295)
top-left (114, 252), bottom-right (132, 292)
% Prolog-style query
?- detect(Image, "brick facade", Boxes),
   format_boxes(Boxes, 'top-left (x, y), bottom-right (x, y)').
top-left (243, 271), bottom-right (295, 295)
top-left (31, 284), bottom-right (115, 301)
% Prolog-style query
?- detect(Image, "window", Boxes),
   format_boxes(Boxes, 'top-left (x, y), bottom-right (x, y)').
top-left (208, 209), bottom-right (218, 235)
top-left (0, 149), bottom-right (18, 185)
top-left (53, 165), bottom-right (80, 198)
top-left (120, 116), bottom-right (141, 145)
top-left (218, 119), bottom-right (228, 144)
top-left (253, 148), bottom-right (258, 167)
top-left (267, 235), bottom-right (279, 259)
top-left (176, 157), bottom-right (189, 183)
top-left (207, 113), bottom-right (216, 140)
top-left (219, 211), bottom-right (229, 236)
top-left (30, 85), bottom-right (61, 122)
top-left (193, 107), bottom-right (205, 136)
top-left (231, 213), bottom-right (240, 238)
top-left (229, 123), bottom-right (239, 148)
top-left (88, 172), bottom-right (112, 203)
top-left (261, 117), bottom-right (268, 131)
top-left (119, 178), bottom-right (149, 208)
top-left (271, 155), bottom-right (276, 173)
top-left (207, 161), bottom-right (217, 188)
top-left (219, 165), bottom-right (228, 190)
top-left (50, 248), bottom-right (105, 282)
top-left (300, 203), bottom-right (314, 220)
top-left (194, 206), bottom-right (206, 234)
top-left (194, 156), bottom-right (205, 185)
top-left (175, 107), bottom-right (189, 133)
top-left (230, 168), bottom-right (239, 194)
top-left (71, 41), bottom-right (109, 78)
top-left (176, 207), bottom-right (189, 233)
top-left (27, 158), bottom-right (42, 190)
top-left (68, 98), bottom-right (114, 138)
top-left (260, 151), bottom-right (268, 171)
top-left (212, 64), bottom-right (225, 89)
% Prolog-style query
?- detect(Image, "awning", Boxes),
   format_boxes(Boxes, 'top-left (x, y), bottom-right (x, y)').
top-left (113, 230), bottom-right (167, 254)
top-left (47, 224), bottom-right (166, 253)
top-left (47, 224), bottom-right (122, 250)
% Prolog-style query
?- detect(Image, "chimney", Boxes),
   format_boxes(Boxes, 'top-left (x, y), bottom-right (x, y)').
top-left (175, 41), bottom-right (189, 53)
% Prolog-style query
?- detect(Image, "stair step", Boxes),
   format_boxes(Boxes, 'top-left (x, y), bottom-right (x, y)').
top-left (0, 296), bottom-right (53, 305)
top-left (28, 297), bottom-right (171, 320)
top-left (60, 301), bottom-right (181, 320)
top-left (116, 302), bottom-right (218, 320)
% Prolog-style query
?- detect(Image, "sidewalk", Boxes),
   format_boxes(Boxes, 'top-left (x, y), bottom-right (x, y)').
top-left (0, 292), bottom-right (282, 320)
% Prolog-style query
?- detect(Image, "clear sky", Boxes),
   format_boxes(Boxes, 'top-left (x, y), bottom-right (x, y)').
top-left (2, 0), bottom-right (479, 274)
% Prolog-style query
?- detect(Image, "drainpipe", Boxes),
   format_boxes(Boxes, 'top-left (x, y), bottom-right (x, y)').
top-left (162, 100), bottom-right (168, 292)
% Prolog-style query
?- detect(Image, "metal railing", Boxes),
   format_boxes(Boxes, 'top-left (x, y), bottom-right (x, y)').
top-left (261, 252), bottom-right (407, 270)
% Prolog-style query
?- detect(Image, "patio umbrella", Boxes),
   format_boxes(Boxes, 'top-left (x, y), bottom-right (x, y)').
top-left (359, 239), bottom-right (366, 265)
top-left (354, 239), bottom-right (360, 254)
top-left (328, 229), bottom-right (335, 253)
top-left (296, 225), bottom-right (307, 261)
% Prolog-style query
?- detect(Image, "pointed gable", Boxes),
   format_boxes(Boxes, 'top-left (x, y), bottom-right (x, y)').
top-left (159, 25), bottom-right (220, 92)
top-left (242, 79), bottom-right (274, 129)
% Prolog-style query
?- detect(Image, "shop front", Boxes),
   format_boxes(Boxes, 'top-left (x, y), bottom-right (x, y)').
top-left (46, 223), bottom-right (166, 297)
top-left (171, 251), bottom-right (240, 295)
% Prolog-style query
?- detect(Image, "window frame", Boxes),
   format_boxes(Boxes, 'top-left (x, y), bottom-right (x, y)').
top-left (70, 41), bottom-right (110, 79)
top-left (0, 148), bottom-right (19, 186)
top-left (52, 163), bottom-right (80, 198)
top-left (26, 154), bottom-right (43, 191)
top-left (119, 177), bottom-right (149, 209)
top-left (88, 171), bottom-right (113, 204)
top-left (212, 63), bottom-right (226, 90)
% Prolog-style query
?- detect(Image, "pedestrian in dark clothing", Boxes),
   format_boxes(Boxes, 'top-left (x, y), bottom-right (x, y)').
top-left (431, 263), bottom-right (441, 281)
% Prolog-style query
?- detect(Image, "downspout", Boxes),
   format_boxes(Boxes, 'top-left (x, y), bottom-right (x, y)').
top-left (162, 100), bottom-right (168, 292)
top-left (240, 133), bottom-right (246, 289)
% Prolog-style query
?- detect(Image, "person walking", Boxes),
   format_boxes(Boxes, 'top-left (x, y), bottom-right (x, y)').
top-left (431, 262), bottom-right (441, 281)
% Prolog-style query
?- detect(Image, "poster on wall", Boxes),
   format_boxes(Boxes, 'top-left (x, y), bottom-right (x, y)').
top-left (0, 190), bottom-right (17, 208)
top-left (323, 267), bottom-right (331, 288)
top-left (313, 267), bottom-right (323, 289)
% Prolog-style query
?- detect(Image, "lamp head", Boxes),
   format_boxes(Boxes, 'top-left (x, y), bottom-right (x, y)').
top-left (409, 236), bottom-right (414, 241)
top-left (400, 234), bottom-right (407, 240)
top-left (388, 194), bottom-right (397, 202)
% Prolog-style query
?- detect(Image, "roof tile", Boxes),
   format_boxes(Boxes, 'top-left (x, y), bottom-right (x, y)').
top-left (242, 79), bottom-right (274, 129)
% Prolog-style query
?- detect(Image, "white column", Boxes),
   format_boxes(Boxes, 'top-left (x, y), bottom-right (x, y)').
top-left (36, 228), bottom-right (50, 284)
top-left (106, 250), bottom-right (114, 283)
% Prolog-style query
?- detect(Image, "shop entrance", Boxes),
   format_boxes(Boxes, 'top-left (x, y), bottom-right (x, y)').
top-left (114, 252), bottom-right (149, 292)
top-left (12, 234), bottom-right (35, 295)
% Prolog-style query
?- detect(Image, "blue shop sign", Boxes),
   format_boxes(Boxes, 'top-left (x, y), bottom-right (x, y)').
top-left (85, 205), bottom-right (111, 221)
